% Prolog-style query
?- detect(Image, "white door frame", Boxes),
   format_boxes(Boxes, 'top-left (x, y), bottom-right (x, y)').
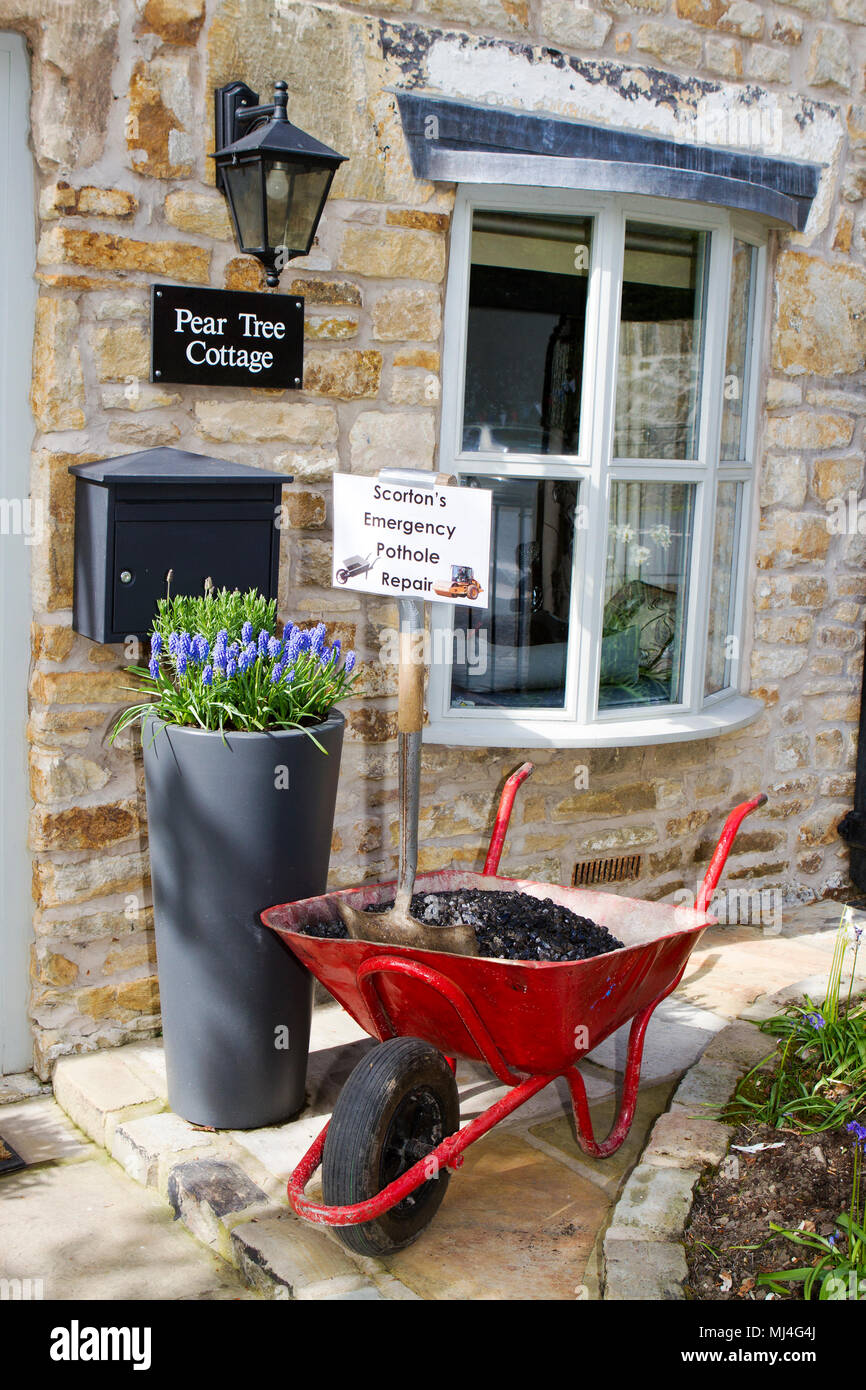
top-left (0, 31), bottom-right (36, 1074)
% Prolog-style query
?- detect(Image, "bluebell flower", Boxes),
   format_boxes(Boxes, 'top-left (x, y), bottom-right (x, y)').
top-left (238, 643), bottom-right (257, 673)
top-left (805, 1011), bottom-right (825, 1030)
top-left (268, 636), bottom-right (283, 660)
top-left (148, 656), bottom-right (160, 680)
top-left (846, 1120), bottom-right (866, 1147)
top-left (257, 629), bottom-right (269, 656)
top-left (191, 634), bottom-right (209, 663)
top-left (177, 653), bottom-right (188, 676)
top-left (310, 622), bottom-right (326, 657)
top-left (344, 651), bottom-right (356, 675)
top-left (226, 658), bottom-right (237, 679)
top-left (150, 633), bottom-right (163, 656)
top-left (241, 620), bottom-right (253, 645)
top-left (202, 664), bottom-right (213, 687)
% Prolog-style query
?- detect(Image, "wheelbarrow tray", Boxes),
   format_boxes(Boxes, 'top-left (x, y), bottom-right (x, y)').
top-left (262, 869), bottom-right (712, 1077)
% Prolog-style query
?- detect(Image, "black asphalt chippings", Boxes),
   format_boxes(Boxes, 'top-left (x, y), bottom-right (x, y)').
top-left (303, 889), bottom-right (623, 962)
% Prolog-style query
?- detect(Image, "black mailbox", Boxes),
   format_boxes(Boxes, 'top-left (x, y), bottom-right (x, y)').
top-left (70, 447), bottom-right (292, 644)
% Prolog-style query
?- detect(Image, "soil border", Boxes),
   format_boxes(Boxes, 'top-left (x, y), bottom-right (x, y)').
top-left (600, 959), bottom-right (866, 1300)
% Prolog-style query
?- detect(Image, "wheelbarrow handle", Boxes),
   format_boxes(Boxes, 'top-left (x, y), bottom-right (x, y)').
top-left (484, 762), bottom-right (534, 876)
top-left (695, 792), bottom-right (768, 915)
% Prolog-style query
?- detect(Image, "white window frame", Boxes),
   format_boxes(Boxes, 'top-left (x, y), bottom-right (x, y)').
top-left (426, 185), bottom-right (767, 748)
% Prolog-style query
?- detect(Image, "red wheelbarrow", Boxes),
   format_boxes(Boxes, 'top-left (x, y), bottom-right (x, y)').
top-left (262, 777), bottom-right (766, 1256)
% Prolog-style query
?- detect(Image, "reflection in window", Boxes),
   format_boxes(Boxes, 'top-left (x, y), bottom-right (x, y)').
top-left (705, 482), bottom-right (742, 694)
top-left (451, 477), bottom-right (579, 709)
top-left (599, 482), bottom-right (694, 710)
top-left (614, 223), bottom-right (708, 460)
top-left (462, 211), bottom-right (592, 456)
top-left (720, 241), bottom-right (756, 461)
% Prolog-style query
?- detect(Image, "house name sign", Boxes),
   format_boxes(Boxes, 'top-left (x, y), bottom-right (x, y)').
top-left (150, 284), bottom-right (304, 388)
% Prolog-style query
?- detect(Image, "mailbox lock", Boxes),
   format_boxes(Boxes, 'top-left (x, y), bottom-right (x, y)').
top-left (119, 569), bottom-right (134, 585)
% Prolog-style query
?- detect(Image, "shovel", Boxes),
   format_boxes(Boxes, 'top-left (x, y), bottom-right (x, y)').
top-left (336, 479), bottom-right (478, 956)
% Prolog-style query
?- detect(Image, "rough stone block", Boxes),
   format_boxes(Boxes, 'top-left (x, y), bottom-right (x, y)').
top-left (604, 1237), bottom-right (688, 1299)
top-left (605, 1164), bottom-right (701, 1241)
top-left (53, 1051), bottom-right (165, 1147)
top-left (231, 1214), bottom-right (360, 1297)
top-left (642, 1110), bottom-right (733, 1168)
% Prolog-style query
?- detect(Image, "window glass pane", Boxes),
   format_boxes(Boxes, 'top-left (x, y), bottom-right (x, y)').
top-left (449, 477), bottom-right (579, 709)
top-left (705, 481), bottom-right (742, 695)
top-left (614, 223), bottom-right (708, 460)
top-left (267, 163), bottom-right (331, 257)
top-left (462, 211), bottom-right (592, 456)
top-left (223, 162), bottom-right (264, 250)
top-left (720, 241), bottom-right (756, 461)
top-left (599, 481), bottom-right (694, 709)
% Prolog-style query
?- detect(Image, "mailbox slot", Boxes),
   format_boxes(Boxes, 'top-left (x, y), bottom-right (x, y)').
top-left (71, 447), bottom-right (292, 644)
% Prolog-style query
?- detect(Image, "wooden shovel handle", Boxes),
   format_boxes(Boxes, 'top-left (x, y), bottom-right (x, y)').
top-left (398, 621), bottom-right (424, 733)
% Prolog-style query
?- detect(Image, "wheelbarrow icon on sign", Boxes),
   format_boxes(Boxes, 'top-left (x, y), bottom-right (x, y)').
top-left (336, 553), bottom-right (378, 585)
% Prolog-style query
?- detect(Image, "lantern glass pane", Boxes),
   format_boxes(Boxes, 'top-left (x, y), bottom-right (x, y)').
top-left (266, 162), bottom-right (331, 257)
top-left (223, 162), bottom-right (264, 251)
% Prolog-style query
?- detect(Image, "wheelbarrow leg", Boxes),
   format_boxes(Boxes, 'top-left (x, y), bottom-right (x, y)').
top-left (565, 964), bottom-right (689, 1159)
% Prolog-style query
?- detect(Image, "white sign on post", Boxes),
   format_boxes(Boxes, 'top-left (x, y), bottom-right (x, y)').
top-left (331, 473), bottom-right (492, 606)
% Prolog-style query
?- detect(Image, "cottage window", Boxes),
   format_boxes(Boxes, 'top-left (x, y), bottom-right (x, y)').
top-left (427, 187), bottom-right (765, 747)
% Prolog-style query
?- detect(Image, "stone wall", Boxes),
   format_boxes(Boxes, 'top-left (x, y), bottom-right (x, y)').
top-left (7, 0), bottom-right (866, 1074)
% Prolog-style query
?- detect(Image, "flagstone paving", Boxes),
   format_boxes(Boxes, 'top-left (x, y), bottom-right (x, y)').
top-left (0, 1100), bottom-right (259, 1301)
top-left (1, 899), bottom-right (859, 1300)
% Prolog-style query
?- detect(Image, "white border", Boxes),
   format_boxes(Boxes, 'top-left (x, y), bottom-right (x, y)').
top-left (0, 32), bottom-right (35, 1073)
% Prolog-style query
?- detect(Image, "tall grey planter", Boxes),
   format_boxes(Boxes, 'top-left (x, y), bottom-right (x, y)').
top-left (141, 710), bottom-right (344, 1129)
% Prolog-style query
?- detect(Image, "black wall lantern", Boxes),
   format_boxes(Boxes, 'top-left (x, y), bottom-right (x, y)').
top-left (212, 80), bottom-right (347, 287)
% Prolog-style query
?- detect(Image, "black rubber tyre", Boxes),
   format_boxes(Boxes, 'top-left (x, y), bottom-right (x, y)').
top-left (322, 1036), bottom-right (459, 1256)
top-left (336, 568), bottom-right (349, 584)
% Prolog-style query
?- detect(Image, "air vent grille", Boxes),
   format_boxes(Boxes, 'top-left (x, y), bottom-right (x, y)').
top-left (572, 853), bottom-right (642, 888)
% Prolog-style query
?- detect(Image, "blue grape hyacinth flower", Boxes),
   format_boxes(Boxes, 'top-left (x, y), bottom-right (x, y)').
top-left (241, 620), bottom-right (253, 645)
top-left (202, 664), bottom-right (213, 687)
top-left (268, 635), bottom-right (283, 661)
top-left (238, 643), bottom-right (257, 674)
top-left (310, 622), bottom-right (326, 657)
top-left (191, 634), bottom-right (209, 663)
top-left (344, 651), bottom-right (356, 674)
top-left (257, 629), bottom-right (269, 656)
top-left (176, 653), bottom-right (188, 676)
top-left (150, 632), bottom-right (163, 656)
top-left (226, 657), bottom-right (238, 679)
top-left (148, 656), bottom-right (160, 680)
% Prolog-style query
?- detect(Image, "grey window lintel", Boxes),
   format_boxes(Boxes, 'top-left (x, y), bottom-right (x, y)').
top-left (395, 91), bottom-right (821, 231)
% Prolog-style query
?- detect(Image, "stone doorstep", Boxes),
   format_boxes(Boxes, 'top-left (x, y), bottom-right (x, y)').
top-left (51, 1041), bottom-right (402, 1301)
top-left (599, 967), bottom-right (851, 1301)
